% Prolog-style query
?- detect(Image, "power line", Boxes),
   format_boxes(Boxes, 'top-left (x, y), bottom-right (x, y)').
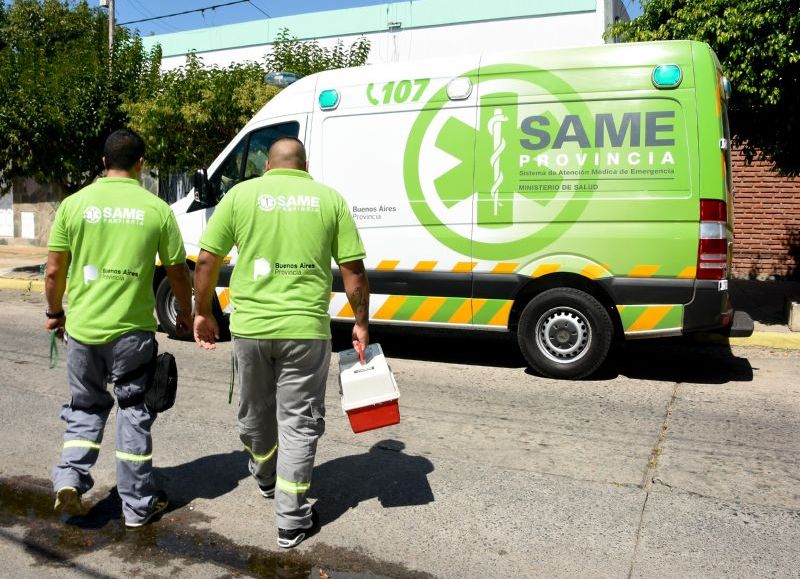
top-left (118, 0), bottom-right (268, 26)
top-left (247, 1), bottom-right (271, 18)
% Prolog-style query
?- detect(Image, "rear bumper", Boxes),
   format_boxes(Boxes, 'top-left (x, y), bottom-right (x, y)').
top-left (682, 279), bottom-right (753, 337)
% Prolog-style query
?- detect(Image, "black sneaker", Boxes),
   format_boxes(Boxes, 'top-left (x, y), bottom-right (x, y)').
top-left (258, 482), bottom-right (275, 499)
top-left (277, 507), bottom-right (320, 549)
top-left (125, 491), bottom-right (169, 529)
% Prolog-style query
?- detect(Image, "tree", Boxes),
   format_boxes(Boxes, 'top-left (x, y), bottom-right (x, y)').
top-left (608, 0), bottom-right (800, 175)
top-left (122, 55), bottom-right (281, 173)
top-left (125, 29), bottom-right (371, 173)
top-left (0, 0), bottom-right (161, 195)
top-left (265, 28), bottom-right (371, 78)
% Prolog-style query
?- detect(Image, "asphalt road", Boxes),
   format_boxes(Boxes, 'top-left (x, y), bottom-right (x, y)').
top-left (0, 288), bottom-right (798, 578)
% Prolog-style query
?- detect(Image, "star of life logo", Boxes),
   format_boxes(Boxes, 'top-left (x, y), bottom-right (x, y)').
top-left (257, 194), bottom-right (320, 213)
top-left (84, 207), bottom-right (102, 224)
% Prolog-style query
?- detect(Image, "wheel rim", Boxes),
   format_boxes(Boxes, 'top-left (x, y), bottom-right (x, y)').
top-left (164, 288), bottom-right (195, 329)
top-left (534, 306), bottom-right (592, 364)
top-left (165, 290), bottom-right (179, 328)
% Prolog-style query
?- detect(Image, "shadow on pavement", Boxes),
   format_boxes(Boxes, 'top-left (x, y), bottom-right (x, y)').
top-left (332, 323), bottom-right (525, 367)
top-left (155, 450), bottom-right (250, 509)
top-left (310, 439), bottom-right (434, 526)
top-left (334, 324), bottom-right (753, 385)
top-left (594, 338), bottom-right (754, 384)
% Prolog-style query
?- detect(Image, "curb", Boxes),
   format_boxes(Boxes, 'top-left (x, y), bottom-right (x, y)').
top-left (0, 277), bottom-right (45, 292)
top-left (694, 331), bottom-right (800, 350)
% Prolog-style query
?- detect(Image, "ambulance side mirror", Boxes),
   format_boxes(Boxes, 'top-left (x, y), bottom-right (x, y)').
top-left (193, 169), bottom-right (214, 207)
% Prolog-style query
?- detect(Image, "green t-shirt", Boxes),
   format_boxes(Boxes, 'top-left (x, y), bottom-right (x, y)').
top-left (200, 168), bottom-right (366, 339)
top-left (48, 177), bottom-right (186, 344)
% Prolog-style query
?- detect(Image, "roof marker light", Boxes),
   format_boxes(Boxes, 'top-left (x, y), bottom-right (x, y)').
top-left (652, 64), bottom-right (682, 89)
top-left (319, 89), bottom-right (340, 111)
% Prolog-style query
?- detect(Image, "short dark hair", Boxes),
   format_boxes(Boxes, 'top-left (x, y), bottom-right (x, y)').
top-left (103, 129), bottom-right (145, 171)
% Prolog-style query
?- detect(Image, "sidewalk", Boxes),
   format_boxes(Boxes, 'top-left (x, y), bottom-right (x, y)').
top-left (1, 243), bottom-right (798, 348)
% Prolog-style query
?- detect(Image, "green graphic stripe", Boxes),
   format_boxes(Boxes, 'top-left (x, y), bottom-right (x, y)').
top-left (276, 476), bottom-right (311, 494)
top-left (472, 299), bottom-right (508, 325)
top-left (394, 296), bottom-right (428, 320)
top-left (115, 450), bottom-right (153, 462)
top-left (244, 443), bottom-right (277, 464)
top-left (64, 439), bottom-right (101, 451)
top-left (430, 298), bottom-right (467, 323)
top-left (618, 305), bottom-right (683, 332)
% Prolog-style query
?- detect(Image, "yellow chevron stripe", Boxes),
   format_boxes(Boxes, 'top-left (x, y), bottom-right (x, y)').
top-left (414, 261), bottom-right (438, 272)
top-left (580, 264), bottom-right (607, 280)
top-left (488, 301), bottom-right (513, 327)
top-left (449, 300), bottom-right (473, 324)
top-left (628, 265), bottom-right (660, 278)
top-left (532, 263), bottom-right (561, 278)
top-left (452, 261), bottom-right (476, 273)
top-left (628, 306), bottom-right (672, 332)
top-left (471, 299), bottom-right (488, 320)
top-left (374, 296), bottom-right (408, 320)
top-left (376, 260), bottom-right (400, 271)
top-left (338, 302), bottom-right (355, 318)
top-left (678, 266), bottom-right (697, 279)
top-left (410, 297), bottom-right (447, 322)
top-left (491, 262), bottom-right (519, 274)
top-left (218, 289), bottom-right (231, 311)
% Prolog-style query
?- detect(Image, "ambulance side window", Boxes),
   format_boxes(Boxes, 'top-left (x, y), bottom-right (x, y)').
top-left (210, 139), bottom-right (246, 200)
top-left (243, 122), bottom-right (300, 181)
top-left (209, 121), bottom-right (300, 200)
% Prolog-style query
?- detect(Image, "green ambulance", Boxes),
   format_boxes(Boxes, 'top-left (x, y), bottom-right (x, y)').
top-left (159, 39), bottom-right (753, 379)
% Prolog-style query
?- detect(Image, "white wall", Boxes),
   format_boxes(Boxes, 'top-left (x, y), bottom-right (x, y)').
top-left (160, 11), bottom-right (609, 70)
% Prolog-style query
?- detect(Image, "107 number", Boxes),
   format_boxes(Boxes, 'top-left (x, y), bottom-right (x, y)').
top-left (367, 79), bottom-right (430, 105)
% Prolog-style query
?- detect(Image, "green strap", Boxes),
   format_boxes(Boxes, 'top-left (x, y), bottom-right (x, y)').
top-left (229, 348), bottom-right (236, 404)
top-left (49, 330), bottom-right (60, 369)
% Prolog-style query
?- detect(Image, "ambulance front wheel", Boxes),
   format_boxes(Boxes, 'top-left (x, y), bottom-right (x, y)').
top-left (517, 288), bottom-right (613, 380)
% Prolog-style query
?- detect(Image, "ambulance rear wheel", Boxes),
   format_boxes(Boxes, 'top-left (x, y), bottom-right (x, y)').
top-left (517, 288), bottom-right (613, 379)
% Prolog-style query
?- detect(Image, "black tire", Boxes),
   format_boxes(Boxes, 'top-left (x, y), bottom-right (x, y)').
top-left (517, 287), bottom-right (614, 379)
top-left (155, 275), bottom-right (191, 339)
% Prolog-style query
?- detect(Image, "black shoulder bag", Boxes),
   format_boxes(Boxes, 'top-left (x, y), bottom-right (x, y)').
top-left (116, 341), bottom-right (178, 413)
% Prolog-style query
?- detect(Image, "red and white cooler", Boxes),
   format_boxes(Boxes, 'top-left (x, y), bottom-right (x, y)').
top-left (338, 343), bottom-right (400, 433)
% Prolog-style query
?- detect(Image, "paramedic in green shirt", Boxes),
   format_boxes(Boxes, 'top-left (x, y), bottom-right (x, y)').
top-left (193, 137), bottom-right (370, 549)
top-left (45, 129), bottom-right (193, 528)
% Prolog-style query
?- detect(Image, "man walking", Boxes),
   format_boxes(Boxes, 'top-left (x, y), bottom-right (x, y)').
top-left (45, 129), bottom-right (193, 527)
top-left (193, 137), bottom-right (369, 548)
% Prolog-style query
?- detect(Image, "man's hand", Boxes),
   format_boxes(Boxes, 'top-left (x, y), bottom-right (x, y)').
top-left (45, 316), bottom-right (66, 340)
top-left (175, 309), bottom-right (193, 338)
top-left (194, 313), bottom-right (220, 350)
top-left (352, 321), bottom-right (369, 352)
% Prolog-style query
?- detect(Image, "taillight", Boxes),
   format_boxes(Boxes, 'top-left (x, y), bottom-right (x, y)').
top-left (697, 199), bottom-right (729, 280)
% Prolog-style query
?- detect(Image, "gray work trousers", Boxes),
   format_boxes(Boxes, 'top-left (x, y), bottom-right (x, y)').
top-left (52, 331), bottom-right (158, 525)
top-left (234, 337), bottom-right (331, 530)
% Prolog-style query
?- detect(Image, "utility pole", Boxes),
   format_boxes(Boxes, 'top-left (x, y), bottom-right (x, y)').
top-left (108, 0), bottom-right (115, 57)
top-left (100, 0), bottom-right (114, 60)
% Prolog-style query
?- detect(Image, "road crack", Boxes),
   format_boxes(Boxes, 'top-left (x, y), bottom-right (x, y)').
top-left (627, 382), bottom-right (682, 579)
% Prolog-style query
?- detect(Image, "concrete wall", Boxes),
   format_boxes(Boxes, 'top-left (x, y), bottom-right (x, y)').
top-left (0, 178), bottom-right (64, 247)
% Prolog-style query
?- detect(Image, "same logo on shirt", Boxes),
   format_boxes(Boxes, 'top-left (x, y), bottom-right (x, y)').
top-left (84, 207), bottom-right (102, 224)
top-left (257, 194), bottom-right (321, 213)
